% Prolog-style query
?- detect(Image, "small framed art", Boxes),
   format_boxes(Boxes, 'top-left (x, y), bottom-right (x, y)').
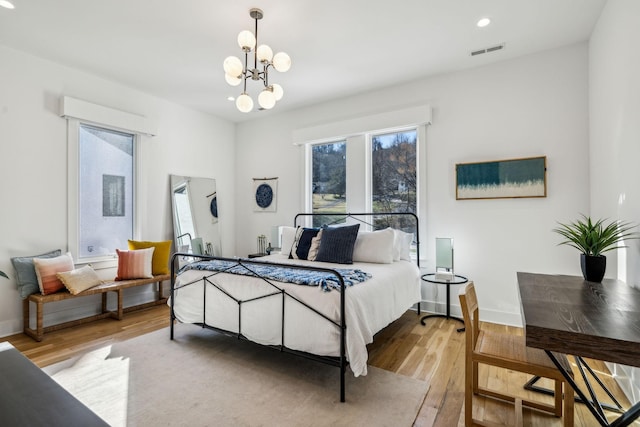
top-left (253, 177), bottom-right (278, 212)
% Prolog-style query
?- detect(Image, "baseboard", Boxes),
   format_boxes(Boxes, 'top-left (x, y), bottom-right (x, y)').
top-left (418, 299), bottom-right (523, 327)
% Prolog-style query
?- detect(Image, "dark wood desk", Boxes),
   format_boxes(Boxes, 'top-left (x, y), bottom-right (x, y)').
top-left (517, 272), bottom-right (640, 426)
top-left (0, 342), bottom-right (108, 427)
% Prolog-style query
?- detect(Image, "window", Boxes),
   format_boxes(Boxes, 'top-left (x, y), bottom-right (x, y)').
top-left (307, 129), bottom-right (417, 224)
top-left (63, 96), bottom-right (154, 265)
top-left (77, 124), bottom-right (135, 260)
top-left (371, 129), bottom-right (417, 229)
top-left (311, 141), bottom-right (346, 226)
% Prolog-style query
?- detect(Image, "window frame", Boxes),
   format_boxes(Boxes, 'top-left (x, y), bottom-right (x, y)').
top-left (67, 118), bottom-right (143, 267)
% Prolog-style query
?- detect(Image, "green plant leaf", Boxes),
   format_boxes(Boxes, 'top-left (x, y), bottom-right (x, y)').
top-left (0, 271), bottom-right (8, 279)
top-left (552, 214), bottom-right (640, 256)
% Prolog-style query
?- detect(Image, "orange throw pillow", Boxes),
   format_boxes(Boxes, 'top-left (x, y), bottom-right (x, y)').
top-left (115, 247), bottom-right (154, 281)
top-left (33, 252), bottom-right (74, 295)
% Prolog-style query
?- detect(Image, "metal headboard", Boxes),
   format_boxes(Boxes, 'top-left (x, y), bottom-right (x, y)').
top-left (293, 212), bottom-right (420, 267)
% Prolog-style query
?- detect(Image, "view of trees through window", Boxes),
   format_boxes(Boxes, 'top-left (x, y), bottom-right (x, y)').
top-left (371, 129), bottom-right (417, 229)
top-left (310, 129), bottom-right (417, 229)
top-left (311, 141), bottom-right (346, 226)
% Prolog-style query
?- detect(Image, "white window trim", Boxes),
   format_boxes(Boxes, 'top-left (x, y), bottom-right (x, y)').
top-left (301, 114), bottom-right (429, 261)
top-left (62, 97), bottom-right (154, 267)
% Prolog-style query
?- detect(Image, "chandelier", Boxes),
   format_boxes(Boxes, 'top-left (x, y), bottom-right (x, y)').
top-left (223, 8), bottom-right (291, 113)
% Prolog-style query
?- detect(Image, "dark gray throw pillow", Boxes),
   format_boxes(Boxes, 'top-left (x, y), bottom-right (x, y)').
top-left (11, 249), bottom-right (63, 298)
top-left (315, 224), bottom-right (360, 264)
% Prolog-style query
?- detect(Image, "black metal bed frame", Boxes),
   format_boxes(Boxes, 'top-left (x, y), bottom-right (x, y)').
top-left (169, 212), bottom-right (420, 403)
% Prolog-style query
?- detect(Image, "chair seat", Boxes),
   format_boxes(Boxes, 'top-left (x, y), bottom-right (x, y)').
top-left (476, 330), bottom-right (573, 377)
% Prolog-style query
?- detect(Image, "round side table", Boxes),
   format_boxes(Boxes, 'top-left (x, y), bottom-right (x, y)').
top-left (420, 273), bottom-right (468, 332)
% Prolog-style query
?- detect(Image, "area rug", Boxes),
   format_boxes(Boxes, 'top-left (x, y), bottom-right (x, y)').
top-left (45, 324), bottom-right (429, 426)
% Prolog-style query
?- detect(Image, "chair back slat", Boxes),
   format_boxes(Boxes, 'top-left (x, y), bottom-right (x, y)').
top-left (459, 281), bottom-right (479, 351)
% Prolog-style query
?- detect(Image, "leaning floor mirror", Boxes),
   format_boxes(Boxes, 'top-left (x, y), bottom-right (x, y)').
top-left (170, 175), bottom-right (221, 258)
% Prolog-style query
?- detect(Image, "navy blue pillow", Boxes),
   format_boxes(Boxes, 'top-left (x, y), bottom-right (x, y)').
top-left (289, 227), bottom-right (320, 260)
top-left (315, 224), bottom-right (360, 264)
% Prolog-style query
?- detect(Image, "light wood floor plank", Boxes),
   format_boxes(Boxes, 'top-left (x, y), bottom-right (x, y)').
top-left (2, 306), bottom-right (638, 426)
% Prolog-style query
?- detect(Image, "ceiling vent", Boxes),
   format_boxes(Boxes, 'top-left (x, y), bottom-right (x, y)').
top-left (470, 43), bottom-right (505, 57)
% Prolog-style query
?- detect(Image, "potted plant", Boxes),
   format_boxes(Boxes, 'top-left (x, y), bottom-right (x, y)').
top-left (0, 271), bottom-right (7, 279)
top-left (553, 214), bottom-right (639, 282)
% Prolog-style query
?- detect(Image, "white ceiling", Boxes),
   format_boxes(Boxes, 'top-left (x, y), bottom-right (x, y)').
top-left (0, 0), bottom-right (606, 123)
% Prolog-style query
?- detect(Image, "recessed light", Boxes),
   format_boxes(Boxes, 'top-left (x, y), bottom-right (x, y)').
top-left (227, 96), bottom-right (235, 101)
top-left (477, 18), bottom-right (491, 28)
top-left (0, 0), bottom-right (15, 9)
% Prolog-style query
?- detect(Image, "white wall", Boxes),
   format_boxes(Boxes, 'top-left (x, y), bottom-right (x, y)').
top-left (235, 43), bottom-right (591, 325)
top-left (0, 45), bottom-right (236, 337)
top-left (589, 0), bottom-right (640, 406)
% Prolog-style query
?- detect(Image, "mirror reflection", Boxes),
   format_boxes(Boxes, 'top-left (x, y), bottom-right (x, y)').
top-left (170, 175), bottom-right (221, 257)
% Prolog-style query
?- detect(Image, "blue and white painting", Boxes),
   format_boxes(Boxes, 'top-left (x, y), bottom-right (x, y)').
top-left (456, 156), bottom-right (546, 200)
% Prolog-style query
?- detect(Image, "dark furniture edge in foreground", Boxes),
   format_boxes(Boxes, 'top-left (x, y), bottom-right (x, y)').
top-left (517, 271), bottom-right (640, 427)
top-left (0, 342), bottom-right (108, 427)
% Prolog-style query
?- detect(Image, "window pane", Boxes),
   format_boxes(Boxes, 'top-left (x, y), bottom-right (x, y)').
top-left (371, 130), bottom-right (417, 229)
top-left (312, 141), bottom-right (346, 227)
top-left (79, 124), bottom-right (134, 258)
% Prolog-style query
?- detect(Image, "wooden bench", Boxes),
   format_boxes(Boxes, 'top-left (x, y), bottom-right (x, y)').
top-left (23, 274), bottom-right (170, 342)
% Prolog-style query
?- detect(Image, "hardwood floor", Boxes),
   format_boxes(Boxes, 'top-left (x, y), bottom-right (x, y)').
top-left (3, 306), bottom-right (636, 426)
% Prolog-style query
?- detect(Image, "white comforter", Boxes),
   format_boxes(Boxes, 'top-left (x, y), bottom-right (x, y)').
top-left (169, 254), bottom-right (420, 376)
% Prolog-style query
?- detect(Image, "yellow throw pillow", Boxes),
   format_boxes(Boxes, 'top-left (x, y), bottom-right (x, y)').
top-left (128, 240), bottom-right (172, 275)
top-left (57, 265), bottom-right (103, 295)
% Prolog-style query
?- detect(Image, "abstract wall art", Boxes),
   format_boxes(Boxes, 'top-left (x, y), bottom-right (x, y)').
top-left (456, 156), bottom-right (546, 200)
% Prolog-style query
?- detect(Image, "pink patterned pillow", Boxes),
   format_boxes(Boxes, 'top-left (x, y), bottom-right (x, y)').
top-left (115, 247), bottom-right (154, 280)
top-left (33, 252), bottom-right (75, 295)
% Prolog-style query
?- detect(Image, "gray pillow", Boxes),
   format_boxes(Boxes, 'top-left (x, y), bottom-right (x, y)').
top-left (11, 249), bottom-right (62, 298)
top-left (315, 224), bottom-right (360, 264)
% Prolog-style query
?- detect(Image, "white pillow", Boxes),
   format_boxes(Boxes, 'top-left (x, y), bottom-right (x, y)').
top-left (280, 226), bottom-right (297, 255)
top-left (352, 228), bottom-right (395, 264)
top-left (393, 229), bottom-right (414, 261)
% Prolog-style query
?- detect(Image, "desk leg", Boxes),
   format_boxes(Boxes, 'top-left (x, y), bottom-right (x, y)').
top-left (545, 351), bottom-right (640, 427)
top-left (420, 284), bottom-right (465, 332)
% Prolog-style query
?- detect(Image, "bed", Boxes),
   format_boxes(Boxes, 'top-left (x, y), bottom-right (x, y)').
top-left (169, 212), bottom-right (421, 402)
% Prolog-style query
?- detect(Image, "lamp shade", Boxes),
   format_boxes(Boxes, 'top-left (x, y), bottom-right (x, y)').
top-left (271, 83), bottom-right (284, 101)
top-left (256, 44), bottom-right (273, 63)
top-left (258, 89), bottom-right (276, 109)
top-left (225, 73), bottom-right (242, 86)
top-left (223, 56), bottom-right (243, 77)
top-left (237, 30), bottom-right (256, 50)
top-left (236, 93), bottom-right (254, 113)
top-left (272, 52), bottom-right (291, 72)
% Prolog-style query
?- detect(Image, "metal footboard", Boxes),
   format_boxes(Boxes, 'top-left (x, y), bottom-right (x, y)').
top-left (169, 211), bottom-right (420, 403)
top-left (170, 253), bottom-right (349, 402)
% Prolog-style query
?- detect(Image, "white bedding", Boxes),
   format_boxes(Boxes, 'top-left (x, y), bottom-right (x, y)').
top-left (169, 254), bottom-right (420, 376)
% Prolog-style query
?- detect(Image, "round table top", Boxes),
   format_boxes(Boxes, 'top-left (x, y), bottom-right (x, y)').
top-left (421, 273), bottom-right (468, 285)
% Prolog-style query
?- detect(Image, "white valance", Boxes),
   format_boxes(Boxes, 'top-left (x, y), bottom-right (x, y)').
top-left (292, 105), bottom-right (431, 145)
top-left (59, 96), bottom-right (157, 136)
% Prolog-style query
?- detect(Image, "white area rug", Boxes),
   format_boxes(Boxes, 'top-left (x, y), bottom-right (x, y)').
top-left (46, 324), bottom-right (429, 426)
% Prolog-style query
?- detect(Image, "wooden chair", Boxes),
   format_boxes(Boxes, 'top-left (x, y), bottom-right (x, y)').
top-left (459, 282), bottom-right (574, 427)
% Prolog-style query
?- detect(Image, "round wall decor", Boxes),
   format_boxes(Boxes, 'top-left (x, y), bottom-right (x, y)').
top-left (255, 183), bottom-right (273, 208)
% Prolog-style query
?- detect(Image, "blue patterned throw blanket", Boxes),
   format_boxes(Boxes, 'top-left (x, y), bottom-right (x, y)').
top-left (179, 259), bottom-right (371, 292)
